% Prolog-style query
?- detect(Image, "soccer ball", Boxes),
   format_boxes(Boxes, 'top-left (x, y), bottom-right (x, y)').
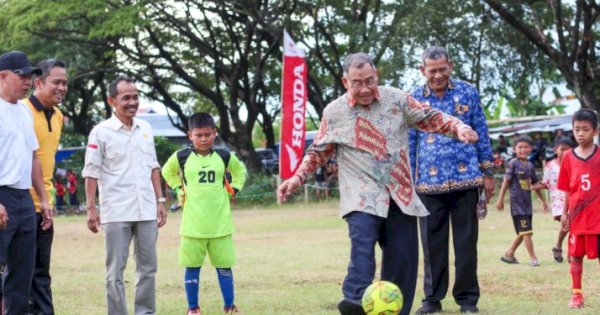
top-left (361, 280), bottom-right (403, 315)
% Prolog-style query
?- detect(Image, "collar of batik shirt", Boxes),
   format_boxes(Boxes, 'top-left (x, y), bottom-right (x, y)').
top-left (422, 79), bottom-right (455, 97)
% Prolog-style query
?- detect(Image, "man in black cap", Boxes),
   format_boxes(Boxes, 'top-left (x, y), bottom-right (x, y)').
top-left (0, 51), bottom-right (53, 314)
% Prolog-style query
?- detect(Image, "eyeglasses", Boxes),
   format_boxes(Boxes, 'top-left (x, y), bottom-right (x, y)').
top-left (349, 77), bottom-right (377, 89)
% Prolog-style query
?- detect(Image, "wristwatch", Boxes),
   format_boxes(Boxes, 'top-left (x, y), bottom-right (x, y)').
top-left (157, 197), bottom-right (166, 204)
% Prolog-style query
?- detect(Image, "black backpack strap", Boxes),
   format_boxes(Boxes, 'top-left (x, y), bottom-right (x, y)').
top-left (176, 147), bottom-right (193, 186)
top-left (214, 149), bottom-right (232, 185)
top-left (214, 149), bottom-right (231, 168)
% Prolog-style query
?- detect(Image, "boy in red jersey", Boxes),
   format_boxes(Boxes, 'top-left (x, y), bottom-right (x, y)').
top-left (557, 109), bottom-right (600, 308)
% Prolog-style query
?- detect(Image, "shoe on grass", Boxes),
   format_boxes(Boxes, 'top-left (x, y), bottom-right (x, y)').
top-left (337, 299), bottom-right (365, 315)
top-left (224, 305), bottom-right (240, 314)
top-left (500, 256), bottom-right (519, 264)
top-left (530, 259), bottom-right (540, 267)
top-left (552, 247), bottom-right (564, 263)
top-left (568, 293), bottom-right (584, 308)
top-left (460, 305), bottom-right (479, 314)
top-left (415, 302), bottom-right (442, 314)
top-left (187, 307), bottom-right (201, 315)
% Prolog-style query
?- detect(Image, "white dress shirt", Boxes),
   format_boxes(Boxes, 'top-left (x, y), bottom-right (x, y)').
top-left (0, 98), bottom-right (39, 189)
top-left (82, 115), bottom-right (160, 223)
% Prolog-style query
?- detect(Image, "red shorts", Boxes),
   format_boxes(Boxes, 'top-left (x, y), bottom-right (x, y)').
top-left (568, 234), bottom-right (599, 259)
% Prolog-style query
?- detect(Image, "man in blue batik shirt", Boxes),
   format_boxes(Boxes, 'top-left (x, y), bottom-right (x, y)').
top-left (409, 46), bottom-right (495, 315)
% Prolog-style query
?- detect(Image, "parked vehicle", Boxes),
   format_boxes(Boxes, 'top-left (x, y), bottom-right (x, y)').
top-left (256, 148), bottom-right (278, 174)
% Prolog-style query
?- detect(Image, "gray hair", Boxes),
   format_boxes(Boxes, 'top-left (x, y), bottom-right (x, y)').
top-left (421, 46), bottom-right (450, 64)
top-left (343, 53), bottom-right (376, 76)
top-left (108, 76), bottom-right (135, 98)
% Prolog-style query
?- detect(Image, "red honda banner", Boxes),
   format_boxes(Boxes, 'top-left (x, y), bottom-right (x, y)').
top-left (280, 30), bottom-right (307, 180)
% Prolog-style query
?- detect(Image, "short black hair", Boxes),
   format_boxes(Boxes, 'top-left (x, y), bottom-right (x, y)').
top-left (188, 112), bottom-right (215, 130)
top-left (513, 135), bottom-right (532, 147)
top-left (572, 109), bottom-right (598, 129)
top-left (35, 59), bottom-right (66, 82)
top-left (555, 136), bottom-right (575, 148)
top-left (108, 76), bottom-right (135, 98)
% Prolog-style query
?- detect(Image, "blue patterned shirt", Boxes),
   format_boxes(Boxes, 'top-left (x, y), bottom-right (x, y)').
top-left (409, 79), bottom-right (494, 194)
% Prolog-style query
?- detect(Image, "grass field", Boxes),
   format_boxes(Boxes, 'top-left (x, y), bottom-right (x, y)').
top-left (49, 198), bottom-right (600, 314)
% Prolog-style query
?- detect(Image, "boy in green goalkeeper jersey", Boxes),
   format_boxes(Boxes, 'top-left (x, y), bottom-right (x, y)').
top-left (162, 113), bottom-right (246, 315)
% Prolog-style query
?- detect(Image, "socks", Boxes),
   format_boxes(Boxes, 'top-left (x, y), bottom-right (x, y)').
top-left (185, 267), bottom-right (201, 309)
top-left (217, 268), bottom-right (235, 308)
top-left (570, 260), bottom-right (582, 293)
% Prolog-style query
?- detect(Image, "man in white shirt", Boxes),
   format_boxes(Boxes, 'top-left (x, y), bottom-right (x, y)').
top-left (83, 76), bottom-right (167, 315)
top-left (0, 51), bottom-right (53, 314)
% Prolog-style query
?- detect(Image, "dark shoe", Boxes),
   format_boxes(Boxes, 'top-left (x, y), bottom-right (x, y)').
top-left (461, 305), bottom-right (479, 313)
top-left (500, 256), bottom-right (519, 264)
top-left (415, 302), bottom-right (442, 315)
top-left (224, 305), bottom-right (240, 314)
top-left (337, 299), bottom-right (365, 315)
top-left (552, 247), bottom-right (564, 263)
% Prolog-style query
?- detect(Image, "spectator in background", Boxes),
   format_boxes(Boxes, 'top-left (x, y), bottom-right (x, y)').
top-left (532, 133), bottom-right (548, 166)
top-left (492, 150), bottom-right (504, 170)
top-left (314, 165), bottom-right (329, 200)
top-left (553, 128), bottom-right (565, 146)
top-left (54, 177), bottom-right (65, 212)
top-left (497, 134), bottom-right (510, 153)
top-left (66, 169), bottom-right (79, 208)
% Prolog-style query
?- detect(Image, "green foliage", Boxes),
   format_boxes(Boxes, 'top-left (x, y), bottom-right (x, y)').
top-left (1, 0), bottom-right (594, 172)
top-left (235, 174), bottom-right (278, 205)
top-left (154, 136), bottom-right (181, 166)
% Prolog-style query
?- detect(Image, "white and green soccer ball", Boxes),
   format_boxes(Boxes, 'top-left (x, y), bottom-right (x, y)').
top-left (361, 280), bottom-right (403, 315)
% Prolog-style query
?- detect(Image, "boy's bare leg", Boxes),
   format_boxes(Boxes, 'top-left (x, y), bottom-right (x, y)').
top-left (523, 234), bottom-right (538, 261)
top-left (505, 235), bottom-right (523, 258)
top-left (556, 229), bottom-right (568, 250)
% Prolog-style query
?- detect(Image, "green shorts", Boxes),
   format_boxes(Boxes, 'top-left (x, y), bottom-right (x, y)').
top-left (179, 234), bottom-right (236, 268)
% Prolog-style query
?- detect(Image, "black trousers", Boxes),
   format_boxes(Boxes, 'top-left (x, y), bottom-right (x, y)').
top-left (31, 213), bottom-right (54, 315)
top-left (342, 200), bottom-right (418, 315)
top-left (418, 188), bottom-right (479, 307)
top-left (0, 187), bottom-right (37, 315)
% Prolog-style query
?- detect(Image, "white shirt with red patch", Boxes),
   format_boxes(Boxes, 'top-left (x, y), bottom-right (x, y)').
top-left (294, 86), bottom-right (468, 218)
top-left (543, 158), bottom-right (565, 217)
top-left (82, 115), bottom-right (160, 223)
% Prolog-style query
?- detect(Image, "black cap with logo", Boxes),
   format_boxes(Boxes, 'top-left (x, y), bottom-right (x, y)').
top-left (0, 51), bottom-right (42, 75)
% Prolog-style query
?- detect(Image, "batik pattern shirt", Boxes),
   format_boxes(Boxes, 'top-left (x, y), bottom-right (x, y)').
top-left (293, 86), bottom-right (469, 218)
top-left (409, 79), bottom-right (494, 194)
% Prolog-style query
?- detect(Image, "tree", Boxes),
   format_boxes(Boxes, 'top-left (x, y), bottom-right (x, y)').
top-left (0, 1), bottom-right (118, 135)
top-left (483, 0), bottom-right (599, 110)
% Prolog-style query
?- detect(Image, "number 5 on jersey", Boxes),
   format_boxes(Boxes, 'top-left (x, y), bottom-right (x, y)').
top-left (581, 173), bottom-right (591, 191)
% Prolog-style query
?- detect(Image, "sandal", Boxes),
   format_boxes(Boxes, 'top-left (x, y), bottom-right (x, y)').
top-left (500, 256), bottom-right (519, 264)
top-left (552, 247), bottom-right (564, 263)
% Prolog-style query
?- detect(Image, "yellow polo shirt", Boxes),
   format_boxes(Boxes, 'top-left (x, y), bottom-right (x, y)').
top-left (23, 96), bottom-right (64, 211)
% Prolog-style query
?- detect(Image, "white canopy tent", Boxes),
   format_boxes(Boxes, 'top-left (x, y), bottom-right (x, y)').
top-left (487, 115), bottom-right (572, 140)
